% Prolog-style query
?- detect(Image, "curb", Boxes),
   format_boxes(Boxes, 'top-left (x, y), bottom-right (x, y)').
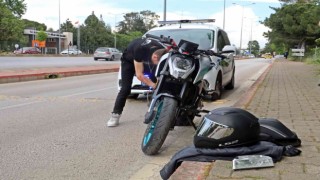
top-left (0, 67), bottom-right (119, 84)
top-left (232, 62), bottom-right (273, 109)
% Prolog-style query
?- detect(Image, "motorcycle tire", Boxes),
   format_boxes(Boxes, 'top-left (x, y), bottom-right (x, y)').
top-left (141, 97), bottom-right (178, 155)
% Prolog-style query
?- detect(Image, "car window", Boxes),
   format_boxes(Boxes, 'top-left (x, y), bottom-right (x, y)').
top-left (217, 31), bottom-right (225, 51)
top-left (217, 30), bottom-right (231, 52)
top-left (148, 29), bottom-right (214, 50)
top-left (96, 47), bottom-right (107, 52)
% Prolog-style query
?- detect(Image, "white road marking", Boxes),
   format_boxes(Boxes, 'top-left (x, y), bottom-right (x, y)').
top-left (61, 86), bottom-right (116, 97)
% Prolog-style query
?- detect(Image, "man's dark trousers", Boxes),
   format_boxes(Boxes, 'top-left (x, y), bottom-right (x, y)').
top-left (112, 59), bottom-right (135, 114)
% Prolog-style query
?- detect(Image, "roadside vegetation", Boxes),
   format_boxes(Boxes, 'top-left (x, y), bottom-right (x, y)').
top-left (261, 0), bottom-right (320, 63)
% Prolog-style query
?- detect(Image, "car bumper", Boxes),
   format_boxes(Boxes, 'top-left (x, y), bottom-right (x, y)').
top-left (94, 54), bottom-right (111, 59)
top-left (118, 77), bottom-right (153, 95)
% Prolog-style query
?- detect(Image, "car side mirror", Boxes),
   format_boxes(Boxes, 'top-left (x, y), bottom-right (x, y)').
top-left (221, 45), bottom-right (236, 59)
top-left (221, 45), bottom-right (236, 54)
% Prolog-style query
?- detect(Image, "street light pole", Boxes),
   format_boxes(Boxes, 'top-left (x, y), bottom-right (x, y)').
top-left (109, 13), bottom-right (124, 48)
top-left (223, 0), bottom-right (226, 29)
top-left (164, 0), bottom-right (167, 22)
top-left (58, 0), bottom-right (61, 54)
top-left (233, 2), bottom-right (255, 55)
top-left (114, 15), bottom-right (117, 48)
top-left (249, 19), bottom-right (253, 55)
top-left (240, 7), bottom-right (244, 53)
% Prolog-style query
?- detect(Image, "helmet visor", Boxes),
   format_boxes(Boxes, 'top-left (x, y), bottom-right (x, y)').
top-left (196, 117), bottom-right (234, 139)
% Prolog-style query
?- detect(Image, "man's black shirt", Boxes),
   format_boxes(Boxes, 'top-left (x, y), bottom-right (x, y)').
top-left (122, 37), bottom-right (163, 63)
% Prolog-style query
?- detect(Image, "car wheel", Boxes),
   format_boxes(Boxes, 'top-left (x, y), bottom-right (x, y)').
top-left (128, 94), bottom-right (139, 99)
top-left (94, 58), bottom-right (98, 61)
top-left (110, 55), bottom-right (115, 61)
top-left (225, 68), bottom-right (235, 90)
top-left (211, 77), bottom-right (222, 101)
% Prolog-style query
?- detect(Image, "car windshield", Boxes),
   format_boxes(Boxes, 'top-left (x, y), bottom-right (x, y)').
top-left (148, 29), bottom-right (214, 50)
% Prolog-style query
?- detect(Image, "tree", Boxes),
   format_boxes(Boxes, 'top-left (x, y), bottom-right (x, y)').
top-left (0, 1), bottom-right (26, 51)
top-left (3, 0), bottom-right (26, 18)
top-left (60, 20), bottom-right (74, 33)
top-left (22, 19), bottom-right (47, 31)
top-left (79, 11), bottom-right (114, 53)
top-left (118, 10), bottom-right (160, 34)
top-left (116, 31), bottom-right (144, 51)
top-left (263, 2), bottom-right (320, 51)
top-left (36, 30), bottom-right (47, 41)
top-left (316, 38), bottom-right (320, 46)
top-left (279, 0), bottom-right (315, 3)
top-left (247, 40), bottom-right (260, 56)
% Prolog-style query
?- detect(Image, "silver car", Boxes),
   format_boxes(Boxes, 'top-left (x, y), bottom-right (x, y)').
top-left (94, 47), bottom-right (122, 61)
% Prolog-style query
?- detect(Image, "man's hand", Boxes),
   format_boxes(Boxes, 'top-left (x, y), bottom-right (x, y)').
top-left (134, 61), bottom-right (155, 88)
top-left (151, 81), bottom-right (157, 89)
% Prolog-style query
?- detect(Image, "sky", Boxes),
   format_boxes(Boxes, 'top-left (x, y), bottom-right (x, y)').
top-left (22, 0), bottom-right (282, 49)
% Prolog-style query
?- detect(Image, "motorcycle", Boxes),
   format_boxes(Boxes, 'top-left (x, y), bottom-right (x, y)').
top-left (141, 34), bottom-right (233, 155)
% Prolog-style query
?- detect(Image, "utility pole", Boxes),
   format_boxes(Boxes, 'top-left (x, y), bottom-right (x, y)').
top-left (223, 0), bottom-right (226, 30)
top-left (232, 2), bottom-right (255, 56)
top-left (164, 0), bottom-right (167, 22)
top-left (58, 0), bottom-right (61, 54)
top-left (77, 25), bottom-right (80, 54)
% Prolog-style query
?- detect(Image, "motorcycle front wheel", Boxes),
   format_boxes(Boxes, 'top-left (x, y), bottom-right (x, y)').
top-left (141, 97), bottom-right (178, 155)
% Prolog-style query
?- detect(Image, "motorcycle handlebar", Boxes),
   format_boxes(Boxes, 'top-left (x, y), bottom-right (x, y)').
top-left (197, 50), bottom-right (227, 59)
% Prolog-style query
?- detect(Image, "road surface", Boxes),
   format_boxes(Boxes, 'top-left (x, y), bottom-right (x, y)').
top-left (0, 58), bottom-right (271, 179)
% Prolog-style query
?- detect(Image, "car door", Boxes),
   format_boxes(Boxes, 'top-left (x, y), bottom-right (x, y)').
top-left (217, 30), bottom-right (233, 85)
top-left (113, 48), bottom-right (121, 59)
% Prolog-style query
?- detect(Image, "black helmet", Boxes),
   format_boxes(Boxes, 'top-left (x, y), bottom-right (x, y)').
top-left (194, 107), bottom-right (260, 149)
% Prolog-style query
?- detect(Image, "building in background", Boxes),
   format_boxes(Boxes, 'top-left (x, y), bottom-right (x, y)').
top-left (23, 28), bottom-right (73, 54)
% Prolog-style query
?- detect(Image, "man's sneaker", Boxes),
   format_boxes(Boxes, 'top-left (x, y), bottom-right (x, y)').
top-left (107, 113), bottom-right (121, 127)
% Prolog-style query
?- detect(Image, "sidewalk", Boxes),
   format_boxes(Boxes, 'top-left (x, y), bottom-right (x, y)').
top-left (170, 60), bottom-right (320, 179)
top-left (0, 64), bottom-right (120, 84)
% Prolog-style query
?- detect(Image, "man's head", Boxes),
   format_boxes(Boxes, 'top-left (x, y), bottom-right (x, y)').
top-left (151, 48), bottom-right (167, 65)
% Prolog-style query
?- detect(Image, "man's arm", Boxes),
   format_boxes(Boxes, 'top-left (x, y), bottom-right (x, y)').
top-left (134, 60), bottom-right (157, 89)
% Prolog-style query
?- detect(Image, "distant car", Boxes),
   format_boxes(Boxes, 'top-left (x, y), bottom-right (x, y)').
top-left (94, 47), bottom-right (122, 61)
top-left (14, 47), bottom-right (41, 54)
top-left (60, 49), bottom-right (82, 55)
top-left (262, 53), bottom-right (272, 59)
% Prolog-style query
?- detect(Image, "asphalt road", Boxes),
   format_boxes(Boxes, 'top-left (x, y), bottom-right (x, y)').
top-left (0, 58), bottom-right (271, 179)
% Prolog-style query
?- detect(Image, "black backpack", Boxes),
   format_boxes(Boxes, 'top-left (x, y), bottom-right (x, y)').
top-left (258, 118), bottom-right (301, 147)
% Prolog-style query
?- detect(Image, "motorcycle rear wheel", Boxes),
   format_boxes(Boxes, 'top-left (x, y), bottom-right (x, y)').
top-left (141, 97), bottom-right (177, 155)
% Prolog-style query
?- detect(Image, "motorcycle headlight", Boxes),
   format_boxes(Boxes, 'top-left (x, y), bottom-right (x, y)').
top-left (173, 56), bottom-right (193, 70)
top-left (170, 55), bottom-right (195, 79)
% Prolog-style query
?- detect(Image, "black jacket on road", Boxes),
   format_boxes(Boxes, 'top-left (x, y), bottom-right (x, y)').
top-left (160, 141), bottom-right (285, 180)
